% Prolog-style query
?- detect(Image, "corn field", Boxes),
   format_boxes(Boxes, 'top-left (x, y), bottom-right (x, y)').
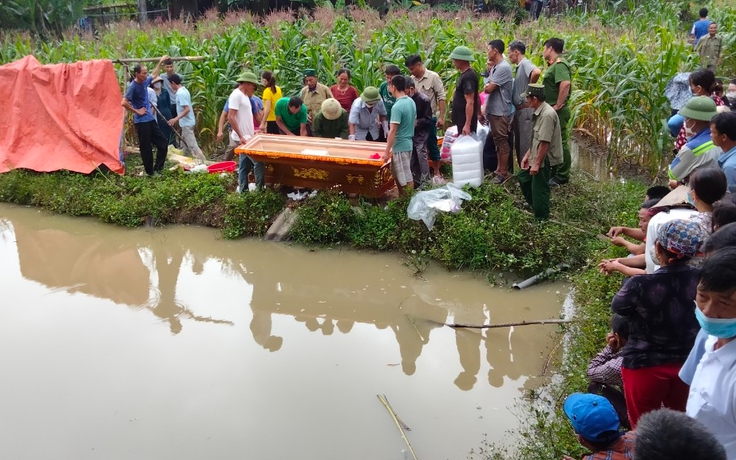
top-left (1, 2), bottom-right (734, 176)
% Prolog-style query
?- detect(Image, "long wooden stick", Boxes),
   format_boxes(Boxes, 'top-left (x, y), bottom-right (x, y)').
top-left (114, 56), bottom-right (205, 64)
top-left (445, 318), bottom-right (572, 328)
top-left (382, 394), bottom-right (411, 431)
top-left (377, 394), bottom-right (419, 460)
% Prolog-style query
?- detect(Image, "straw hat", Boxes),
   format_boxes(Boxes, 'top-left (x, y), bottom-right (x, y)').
top-left (652, 185), bottom-right (692, 209)
top-left (678, 96), bottom-right (718, 121)
top-left (449, 46), bottom-right (475, 62)
top-left (360, 86), bottom-right (381, 105)
top-left (321, 98), bottom-right (342, 121)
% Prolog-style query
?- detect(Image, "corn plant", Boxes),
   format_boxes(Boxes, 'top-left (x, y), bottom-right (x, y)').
top-left (0, 0), bottom-right (733, 175)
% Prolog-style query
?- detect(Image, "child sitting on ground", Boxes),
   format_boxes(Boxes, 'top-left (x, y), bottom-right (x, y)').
top-left (587, 313), bottom-right (630, 429)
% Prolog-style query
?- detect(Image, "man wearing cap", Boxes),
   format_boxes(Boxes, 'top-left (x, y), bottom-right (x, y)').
top-left (313, 98), bottom-right (349, 139)
top-left (121, 55), bottom-right (169, 176)
top-left (166, 73), bottom-right (206, 163)
top-left (274, 96), bottom-right (308, 136)
top-left (668, 96), bottom-right (722, 186)
top-left (562, 393), bottom-right (634, 460)
top-left (349, 87), bottom-right (388, 142)
top-left (518, 84), bottom-right (563, 220)
top-left (541, 38), bottom-right (572, 186)
top-left (227, 72), bottom-right (261, 192)
top-left (406, 54), bottom-right (447, 181)
top-left (383, 75), bottom-right (416, 197)
top-left (449, 46), bottom-right (479, 136)
top-left (299, 69), bottom-right (332, 130)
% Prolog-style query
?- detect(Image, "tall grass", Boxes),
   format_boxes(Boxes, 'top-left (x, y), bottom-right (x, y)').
top-left (1, 1), bottom-right (733, 176)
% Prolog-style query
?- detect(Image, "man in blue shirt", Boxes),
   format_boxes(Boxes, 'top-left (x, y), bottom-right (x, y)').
top-left (167, 73), bottom-right (206, 163)
top-left (690, 8), bottom-right (710, 45)
top-left (712, 112), bottom-right (736, 193)
top-left (121, 55), bottom-right (169, 176)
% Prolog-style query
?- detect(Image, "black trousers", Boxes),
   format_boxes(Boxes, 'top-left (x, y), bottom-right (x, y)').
top-left (266, 120), bottom-right (280, 134)
top-left (135, 120), bottom-right (168, 175)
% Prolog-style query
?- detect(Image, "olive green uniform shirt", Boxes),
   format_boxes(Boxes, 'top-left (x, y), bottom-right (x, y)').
top-left (531, 102), bottom-right (564, 167)
top-left (696, 35), bottom-right (722, 69)
top-left (312, 109), bottom-right (349, 139)
top-left (299, 83), bottom-right (332, 125)
top-left (542, 59), bottom-right (571, 108)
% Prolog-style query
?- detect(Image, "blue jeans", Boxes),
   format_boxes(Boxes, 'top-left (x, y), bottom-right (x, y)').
top-left (239, 154), bottom-right (265, 189)
top-left (667, 114), bottom-right (684, 137)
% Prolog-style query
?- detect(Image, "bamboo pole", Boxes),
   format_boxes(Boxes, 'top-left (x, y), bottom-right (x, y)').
top-left (377, 394), bottom-right (419, 460)
top-left (113, 56), bottom-right (205, 64)
top-left (444, 318), bottom-right (572, 329)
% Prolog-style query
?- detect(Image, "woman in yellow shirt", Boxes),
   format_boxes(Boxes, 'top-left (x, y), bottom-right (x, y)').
top-left (260, 71), bottom-right (283, 134)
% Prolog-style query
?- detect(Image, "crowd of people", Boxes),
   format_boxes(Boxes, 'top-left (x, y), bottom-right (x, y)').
top-left (568, 108), bottom-right (736, 458)
top-left (115, 24), bottom-right (736, 460)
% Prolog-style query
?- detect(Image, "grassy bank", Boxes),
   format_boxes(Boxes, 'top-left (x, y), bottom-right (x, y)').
top-left (0, 164), bottom-right (644, 459)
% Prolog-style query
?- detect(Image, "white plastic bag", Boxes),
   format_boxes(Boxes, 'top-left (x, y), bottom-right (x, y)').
top-left (407, 182), bottom-right (472, 230)
top-left (450, 134), bottom-right (483, 188)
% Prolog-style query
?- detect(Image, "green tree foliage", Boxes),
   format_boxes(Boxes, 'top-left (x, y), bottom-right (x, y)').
top-left (0, 0), bottom-right (84, 39)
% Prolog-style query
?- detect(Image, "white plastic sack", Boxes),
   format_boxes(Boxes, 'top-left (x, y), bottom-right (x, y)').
top-left (407, 182), bottom-right (472, 230)
top-left (450, 134), bottom-right (483, 188)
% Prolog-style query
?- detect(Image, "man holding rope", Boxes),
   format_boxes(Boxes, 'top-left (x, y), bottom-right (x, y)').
top-left (121, 55), bottom-right (169, 176)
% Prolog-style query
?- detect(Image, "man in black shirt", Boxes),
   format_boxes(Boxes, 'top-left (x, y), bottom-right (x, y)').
top-left (407, 77), bottom-right (433, 187)
top-left (449, 46), bottom-right (479, 136)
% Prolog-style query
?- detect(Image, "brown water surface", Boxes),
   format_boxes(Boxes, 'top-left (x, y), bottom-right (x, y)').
top-left (0, 203), bottom-right (568, 460)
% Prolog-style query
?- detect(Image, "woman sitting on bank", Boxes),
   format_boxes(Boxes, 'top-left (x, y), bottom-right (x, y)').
top-left (611, 219), bottom-right (706, 428)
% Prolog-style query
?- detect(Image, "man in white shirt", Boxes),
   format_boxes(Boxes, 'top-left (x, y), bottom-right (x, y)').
top-left (228, 72), bottom-right (259, 192)
top-left (686, 248), bottom-right (736, 458)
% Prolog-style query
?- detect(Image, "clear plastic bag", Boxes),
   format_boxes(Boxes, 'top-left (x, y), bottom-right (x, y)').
top-left (407, 182), bottom-right (472, 230)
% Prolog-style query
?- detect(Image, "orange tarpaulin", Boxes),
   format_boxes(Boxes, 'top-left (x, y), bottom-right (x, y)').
top-left (0, 55), bottom-right (125, 174)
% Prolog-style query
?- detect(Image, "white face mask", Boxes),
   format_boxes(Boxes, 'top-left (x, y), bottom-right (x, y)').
top-left (726, 91), bottom-right (736, 103)
top-left (684, 119), bottom-right (696, 139)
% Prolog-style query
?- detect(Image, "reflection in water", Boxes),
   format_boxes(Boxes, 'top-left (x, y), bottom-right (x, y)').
top-left (1, 206), bottom-right (562, 388)
top-left (0, 205), bottom-right (568, 460)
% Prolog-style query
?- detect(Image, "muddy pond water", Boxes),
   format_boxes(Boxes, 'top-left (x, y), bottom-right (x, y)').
top-left (0, 203), bottom-right (568, 460)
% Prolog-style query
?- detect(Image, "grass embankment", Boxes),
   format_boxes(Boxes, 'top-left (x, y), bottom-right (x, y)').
top-left (0, 161), bottom-right (644, 459)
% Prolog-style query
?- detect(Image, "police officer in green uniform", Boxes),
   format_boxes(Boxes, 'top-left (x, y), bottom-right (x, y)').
top-left (517, 84), bottom-right (564, 220)
top-left (541, 38), bottom-right (572, 186)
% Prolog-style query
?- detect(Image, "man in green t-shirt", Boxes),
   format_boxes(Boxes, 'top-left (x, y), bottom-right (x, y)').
top-left (274, 96), bottom-right (308, 136)
top-left (541, 37), bottom-right (572, 186)
top-left (383, 75), bottom-right (417, 197)
top-left (379, 65), bottom-right (401, 122)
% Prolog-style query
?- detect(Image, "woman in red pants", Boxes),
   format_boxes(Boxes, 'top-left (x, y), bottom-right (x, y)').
top-left (611, 218), bottom-right (705, 428)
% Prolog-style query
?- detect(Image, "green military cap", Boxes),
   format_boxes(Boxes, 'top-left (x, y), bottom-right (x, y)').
top-left (448, 46), bottom-right (474, 62)
top-left (678, 96), bottom-right (718, 121)
top-left (236, 71), bottom-right (259, 85)
top-left (360, 86), bottom-right (381, 105)
top-left (303, 68), bottom-right (317, 77)
top-left (521, 83), bottom-right (544, 99)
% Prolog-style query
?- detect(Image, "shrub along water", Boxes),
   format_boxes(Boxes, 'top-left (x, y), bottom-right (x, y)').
top-left (1, 1), bottom-right (733, 173)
